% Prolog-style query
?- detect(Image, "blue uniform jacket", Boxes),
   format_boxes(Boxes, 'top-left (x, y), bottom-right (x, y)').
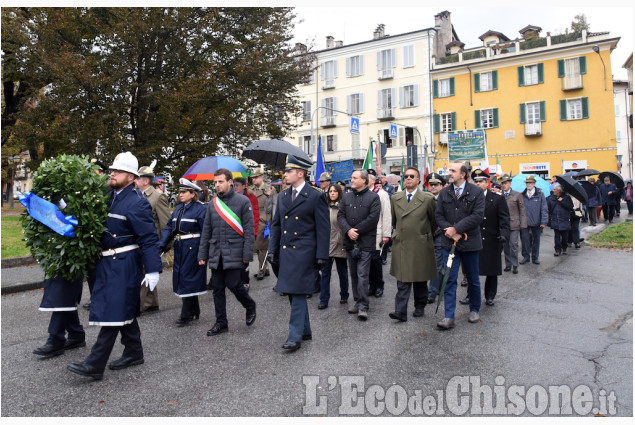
top-left (270, 184), bottom-right (330, 295)
top-left (160, 201), bottom-right (208, 297)
top-left (89, 184), bottom-right (162, 326)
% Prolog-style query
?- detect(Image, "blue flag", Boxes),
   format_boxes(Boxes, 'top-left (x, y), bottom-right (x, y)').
top-left (264, 221), bottom-right (270, 239)
top-left (315, 135), bottom-right (326, 182)
top-left (19, 192), bottom-right (78, 237)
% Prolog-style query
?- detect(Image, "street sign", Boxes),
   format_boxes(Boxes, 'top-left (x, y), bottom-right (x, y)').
top-left (350, 117), bottom-right (360, 133)
top-left (390, 124), bottom-right (398, 139)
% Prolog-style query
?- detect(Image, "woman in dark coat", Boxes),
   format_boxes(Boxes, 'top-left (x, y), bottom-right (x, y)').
top-left (160, 178), bottom-right (208, 326)
top-left (547, 184), bottom-right (574, 256)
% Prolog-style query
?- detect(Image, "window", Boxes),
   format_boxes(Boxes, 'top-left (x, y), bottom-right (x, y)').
top-left (558, 57), bottom-right (586, 90)
top-left (518, 63), bottom-right (544, 86)
top-left (321, 60), bottom-right (337, 87)
top-left (525, 65), bottom-right (538, 85)
top-left (475, 71), bottom-right (497, 92)
top-left (440, 79), bottom-right (451, 97)
top-left (526, 102), bottom-right (541, 124)
top-left (301, 101), bottom-right (311, 121)
top-left (441, 113), bottom-right (453, 132)
top-left (617, 130), bottom-right (622, 142)
top-left (303, 135), bottom-right (312, 155)
top-left (351, 132), bottom-right (361, 151)
top-left (323, 97), bottom-right (336, 116)
top-left (560, 97), bottom-right (589, 121)
top-left (346, 55), bottom-right (364, 77)
top-left (433, 78), bottom-right (455, 98)
top-left (433, 112), bottom-right (456, 133)
top-left (475, 108), bottom-right (499, 129)
top-left (378, 88), bottom-right (395, 118)
top-left (326, 135), bottom-right (337, 152)
top-left (377, 48), bottom-right (396, 70)
top-left (402, 45), bottom-right (415, 68)
top-left (615, 105), bottom-right (621, 116)
top-left (347, 93), bottom-right (364, 115)
top-left (399, 84), bottom-right (419, 108)
top-left (481, 72), bottom-right (493, 91)
top-left (568, 99), bottom-right (583, 120)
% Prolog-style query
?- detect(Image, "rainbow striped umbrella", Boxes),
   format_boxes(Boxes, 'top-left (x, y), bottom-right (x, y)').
top-left (183, 156), bottom-right (250, 181)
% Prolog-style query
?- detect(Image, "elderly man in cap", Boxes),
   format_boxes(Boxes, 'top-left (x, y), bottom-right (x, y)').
top-left (68, 152), bottom-right (161, 380)
top-left (268, 155), bottom-right (330, 352)
top-left (135, 162), bottom-right (170, 313)
top-left (319, 172), bottom-right (332, 192)
top-left (250, 167), bottom-right (276, 280)
top-left (600, 177), bottom-right (618, 223)
top-left (424, 172), bottom-right (446, 304)
top-left (500, 174), bottom-right (527, 274)
top-left (520, 175), bottom-right (548, 265)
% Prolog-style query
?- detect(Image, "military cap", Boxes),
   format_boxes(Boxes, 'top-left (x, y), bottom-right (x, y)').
top-left (425, 172), bottom-right (445, 185)
top-left (367, 169), bottom-right (377, 176)
top-left (491, 182), bottom-right (501, 190)
top-left (336, 180), bottom-right (346, 186)
top-left (138, 165), bottom-right (155, 178)
top-left (525, 174), bottom-right (537, 183)
top-left (90, 158), bottom-right (107, 172)
top-left (251, 167), bottom-right (265, 177)
top-left (178, 177), bottom-right (201, 192)
top-left (471, 168), bottom-right (490, 181)
top-left (499, 173), bottom-right (513, 183)
top-left (284, 154), bottom-right (311, 171)
top-left (319, 172), bottom-right (332, 182)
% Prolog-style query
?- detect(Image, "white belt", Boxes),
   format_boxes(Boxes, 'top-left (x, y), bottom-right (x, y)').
top-left (175, 233), bottom-right (200, 241)
top-left (102, 244), bottom-right (139, 256)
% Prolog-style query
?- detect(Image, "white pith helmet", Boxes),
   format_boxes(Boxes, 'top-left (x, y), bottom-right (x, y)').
top-left (109, 152), bottom-right (139, 176)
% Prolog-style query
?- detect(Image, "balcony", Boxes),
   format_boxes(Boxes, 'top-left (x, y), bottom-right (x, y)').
top-left (323, 79), bottom-right (335, 90)
top-left (378, 69), bottom-right (394, 80)
top-left (321, 115), bottom-right (336, 127)
top-left (438, 132), bottom-right (448, 145)
top-left (562, 73), bottom-right (583, 90)
top-left (377, 108), bottom-right (394, 120)
top-left (525, 122), bottom-right (542, 136)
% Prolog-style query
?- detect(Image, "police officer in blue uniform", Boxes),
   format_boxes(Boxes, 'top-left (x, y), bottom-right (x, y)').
top-left (268, 155), bottom-right (330, 352)
top-left (68, 152), bottom-right (162, 380)
top-left (160, 178), bottom-right (208, 327)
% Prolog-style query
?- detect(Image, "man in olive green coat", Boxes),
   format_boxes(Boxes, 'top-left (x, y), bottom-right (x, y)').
top-left (388, 167), bottom-right (438, 321)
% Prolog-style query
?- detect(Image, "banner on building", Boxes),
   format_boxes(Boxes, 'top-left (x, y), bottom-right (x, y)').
top-left (329, 159), bottom-right (355, 183)
top-left (448, 130), bottom-right (487, 161)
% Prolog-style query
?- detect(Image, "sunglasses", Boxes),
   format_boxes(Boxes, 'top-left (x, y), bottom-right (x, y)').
top-left (429, 182), bottom-right (440, 186)
top-left (404, 174), bottom-right (417, 179)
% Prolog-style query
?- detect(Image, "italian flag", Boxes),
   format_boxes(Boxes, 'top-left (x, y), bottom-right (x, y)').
top-left (213, 196), bottom-right (244, 237)
top-left (362, 140), bottom-right (374, 170)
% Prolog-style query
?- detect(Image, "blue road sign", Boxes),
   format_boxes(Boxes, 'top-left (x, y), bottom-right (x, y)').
top-left (350, 117), bottom-right (360, 133)
top-left (390, 124), bottom-right (398, 139)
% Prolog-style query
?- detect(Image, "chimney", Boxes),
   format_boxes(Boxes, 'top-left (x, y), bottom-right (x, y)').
top-left (377, 24), bottom-right (385, 38)
top-left (335, 40), bottom-right (343, 48)
top-left (326, 36), bottom-right (334, 49)
top-left (294, 43), bottom-right (307, 55)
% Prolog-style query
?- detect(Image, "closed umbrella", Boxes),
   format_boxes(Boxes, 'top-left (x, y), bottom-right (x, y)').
top-left (598, 171), bottom-right (625, 189)
top-left (243, 139), bottom-right (311, 168)
top-left (182, 156), bottom-right (249, 181)
top-left (511, 174), bottom-right (550, 195)
top-left (436, 233), bottom-right (467, 314)
top-left (554, 175), bottom-right (588, 204)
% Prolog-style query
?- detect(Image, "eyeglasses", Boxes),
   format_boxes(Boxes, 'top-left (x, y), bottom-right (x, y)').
top-left (404, 174), bottom-right (417, 179)
top-left (109, 169), bottom-right (125, 176)
top-left (429, 182), bottom-right (440, 186)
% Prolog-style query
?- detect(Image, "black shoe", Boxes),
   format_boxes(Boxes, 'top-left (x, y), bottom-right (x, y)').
top-left (579, 238), bottom-right (585, 242)
top-left (504, 266), bottom-right (511, 272)
top-left (142, 306), bottom-right (159, 313)
top-left (562, 250), bottom-right (567, 255)
top-left (282, 341), bottom-right (301, 352)
top-left (460, 278), bottom-right (468, 287)
top-left (388, 312), bottom-right (407, 322)
top-left (302, 334), bottom-right (313, 341)
top-left (33, 343), bottom-right (65, 358)
top-left (246, 307), bottom-right (256, 326)
top-left (512, 266), bottom-right (518, 274)
top-left (82, 302), bottom-right (91, 310)
top-left (427, 297), bottom-right (435, 304)
top-left (175, 315), bottom-right (198, 327)
top-left (486, 298), bottom-right (494, 306)
top-left (318, 304), bottom-right (327, 309)
top-left (339, 299), bottom-right (348, 304)
top-left (519, 258), bottom-right (530, 265)
top-left (68, 362), bottom-right (103, 380)
top-left (532, 260), bottom-right (540, 265)
top-left (264, 271), bottom-right (270, 277)
top-left (413, 308), bottom-right (424, 317)
top-left (554, 252), bottom-right (560, 257)
top-left (381, 260), bottom-right (387, 265)
top-left (63, 339), bottom-right (86, 350)
top-left (108, 356), bottom-right (144, 370)
top-left (459, 297), bottom-right (470, 305)
top-left (306, 294), bottom-right (312, 298)
top-left (374, 288), bottom-right (383, 297)
top-left (575, 243), bottom-right (581, 249)
top-left (255, 273), bottom-right (264, 280)
top-left (207, 323), bottom-right (229, 336)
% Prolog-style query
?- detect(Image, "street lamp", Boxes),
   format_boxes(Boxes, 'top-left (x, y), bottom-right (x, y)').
top-left (592, 45), bottom-right (607, 91)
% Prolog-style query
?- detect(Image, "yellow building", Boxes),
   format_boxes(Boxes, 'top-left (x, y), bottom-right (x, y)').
top-left (431, 27), bottom-right (620, 179)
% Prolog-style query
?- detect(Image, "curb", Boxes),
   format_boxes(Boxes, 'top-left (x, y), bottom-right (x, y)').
top-left (1, 280), bottom-right (44, 295)
top-left (1, 256), bottom-right (36, 269)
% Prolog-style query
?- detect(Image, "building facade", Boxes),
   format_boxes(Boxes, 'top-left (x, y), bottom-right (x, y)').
top-left (614, 80), bottom-right (632, 180)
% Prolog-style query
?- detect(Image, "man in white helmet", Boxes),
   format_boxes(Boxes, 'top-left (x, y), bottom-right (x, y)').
top-left (68, 152), bottom-right (162, 380)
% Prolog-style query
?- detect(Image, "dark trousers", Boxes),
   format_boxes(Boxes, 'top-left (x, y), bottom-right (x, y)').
top-left (568, 216), bottom-right (581, 245)
top-left (521, 226), bottom-right (542, 261)
top-left (442, 249), bottom-right (480, 319)
top-left (85, 319), bottom-right (143, 371)
top-left (484, 276), bottom-right (498, 301)
top-left (287, 294), bottom-right (311, 343)
top-left (627, 199), bottom-right (633, 215)
top-left (587, 206), bottom-right (598, 225)
top-left (87, 267), bottom-right (97, 295)
top-left (394, 281), bottom-right (428, 316)
top-left (602, 204), bottom-right (615, 222)
top-left (180, 296), bottom-right (200, 319)
top-left (211, 257), bottom-right (256, 327)
top-left (368, 250), bottom-right (384, 294)
top-left (554, 229), bottom-right (568, 253)
top-left (240, 262), bottom-right (250, 285)
top-left (319, 257), bottom-right (349, 306)
top-left (347, 250), bottom-right (372, 311)
top-left (46, 311), bottom-right (85, 346)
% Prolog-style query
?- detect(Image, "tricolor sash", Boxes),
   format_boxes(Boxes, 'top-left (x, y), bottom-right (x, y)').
top-left (213, 196), bottom-right (244, 237)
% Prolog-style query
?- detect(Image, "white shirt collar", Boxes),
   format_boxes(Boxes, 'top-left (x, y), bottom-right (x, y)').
top-left (292, 181), bottom-right (305, 195)
top-left (406, 187), bottom-right (418, 197)
top-left (453, 181), bottom-right (466, 193)
top-left (483, 189), bottom-right (488, 197)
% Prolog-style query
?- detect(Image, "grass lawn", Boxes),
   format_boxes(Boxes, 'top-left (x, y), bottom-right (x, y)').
top-left (587, 221), bottom-right (633, 250)
top-left (1, 216), bottom-right (30, 258)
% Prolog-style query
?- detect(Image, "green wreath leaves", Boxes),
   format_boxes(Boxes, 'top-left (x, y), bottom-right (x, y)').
top-left (20, 155), bottom-right (109, 280)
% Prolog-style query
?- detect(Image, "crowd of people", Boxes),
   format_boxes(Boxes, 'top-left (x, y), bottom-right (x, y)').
top-left (32, 151), bottom-right (626, 379)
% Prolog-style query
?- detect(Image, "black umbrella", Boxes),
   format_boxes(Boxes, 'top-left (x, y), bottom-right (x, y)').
top-left (436, 233), bottom-right (467, 314)
top-left (554, 175), bottom-right (588, 204)
top-left (563, 171), bottom-right (579, 177)
top-left (242, 139), bottom-right (311, 168)
top-left (598, 171), bottom-right (625, 189)
top-left (576, 168), bottom-right (600, 177)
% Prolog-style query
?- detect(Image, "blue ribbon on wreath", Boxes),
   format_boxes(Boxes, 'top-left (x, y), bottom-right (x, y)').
top-left (19, 192), bottom-right (78, 237)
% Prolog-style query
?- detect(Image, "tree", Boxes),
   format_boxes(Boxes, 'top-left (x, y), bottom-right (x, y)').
top-left (571, 13), bottom-right (590, 34)
top-left (1, 7), bottom-right (312, 182)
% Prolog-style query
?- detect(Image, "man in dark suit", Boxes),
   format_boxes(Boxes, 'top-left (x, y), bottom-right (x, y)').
top-left (268, 155), bottom-right (330, 352)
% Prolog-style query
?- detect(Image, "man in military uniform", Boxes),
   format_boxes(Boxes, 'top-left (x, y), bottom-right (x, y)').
top-left (135, 163), bottom-right (170, 313)
top-left (319, 172), bottom-right (331, 192)
top-left (68, 152), bottom-right (161, 380)
top-left (250, 167), bottom-right (276, 280)
top-left (268, 155), bottom-right (330, 352)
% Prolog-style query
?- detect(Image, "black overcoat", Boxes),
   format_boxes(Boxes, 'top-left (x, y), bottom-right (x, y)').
top-left (479, 191), bottom-right (511, 276)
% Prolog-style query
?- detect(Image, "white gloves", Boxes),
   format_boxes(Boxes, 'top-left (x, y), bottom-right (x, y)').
top-left (142, 272), bottom-right (160, 291)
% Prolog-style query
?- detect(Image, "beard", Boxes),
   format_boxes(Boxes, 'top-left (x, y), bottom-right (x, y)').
top-left (109, 177), bottom-right (132, 191)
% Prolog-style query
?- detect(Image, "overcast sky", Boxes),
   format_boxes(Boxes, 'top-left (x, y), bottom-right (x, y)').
top-left (290, 2), bottom-right (633, 80)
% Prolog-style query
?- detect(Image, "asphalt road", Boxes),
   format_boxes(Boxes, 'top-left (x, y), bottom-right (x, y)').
top-left (1, 224), bottom-right (632, 417)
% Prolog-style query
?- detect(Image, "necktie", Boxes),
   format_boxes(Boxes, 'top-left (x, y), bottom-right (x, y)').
top-left (505, 191), bottom-right (510, 198)
top-left (455, 187), bottom-right (461, 200)
top-left (407, 194), bottom-right (412, 203)
top-left (292, 189), bottom-right (297, 202)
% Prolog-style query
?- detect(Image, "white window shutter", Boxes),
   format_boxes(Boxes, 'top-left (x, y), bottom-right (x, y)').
top-left (333, 60), bottom-right (338, 79)
top-left (414, 84), bottom-right (419, 106)
top-left (378, 90), bottom-right (383, 109)
top-left (391, 48), bottom-right (396, 68)
top-left (398, 127), bottom-right (405, 147)
top-left (411, 46), bottom-right (416, 67)
top-left (333, 98), bottom-right (338, 115)
top-left (360, 55), bottom-right (365, 75)
top-left (347, 95), bottom-right (352, 114)
top-left (321, 99), bottom-right (326, 116)
top-left (391, 88), bottom-right (396, 108)
top-left (333, 135), bottom-right (338, 151)
top-left (377, 52), bottom-right (381, 70)
top-left (360, 93), bottom-right (365, 114)
top-left (321, 63), bottom-right (325, 80)
top-left (346, 58), bottom-right (350, 77)
top-left (399, 86), bottom-right (405, 108)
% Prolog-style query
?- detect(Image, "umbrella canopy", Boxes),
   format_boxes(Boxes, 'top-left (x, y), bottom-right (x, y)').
top-left (511, 174), bottom-right (550, 195)
top-left (563, 171), bottom-right (579, 177)
top-left (242, 139), bottom-right (311, 168)
top-left (576, 168), bottom-right (600, 177)
top-left (182, 156), bottom-right (249, 181)
top-left (385, 174), bottom-right (401, 185)
top-left (554, 175), bottom-right (588, 204)
top-left (598, 171), bottom-right (625, 189)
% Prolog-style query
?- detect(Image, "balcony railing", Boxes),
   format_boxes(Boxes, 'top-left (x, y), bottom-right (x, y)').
top-left (525, 122), bottom-right (542, 136)
top-left (321, 115), bottom-right (336, 127)
top-left (377, 108), bottom-right (394, 120)
top-left (323, 79), bottom-right (335, 89)
top-left (562, 73), bottom-right (583, 90)
top-left (378, 69), bottom-right (394, 80)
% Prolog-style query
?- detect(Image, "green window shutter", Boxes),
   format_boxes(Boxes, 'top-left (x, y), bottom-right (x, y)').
top-left (538, 63), bottom-right (544, 83)
top-left (433, 80), bottom-right (438, 98)
top-left (520, 104), bottom-right (526, 124)
top-left (582, 97), bottom-right (589, 118)
top-left (433, 114), bottom-right (440, 133)
top-left (474, 110), bottom-right (481, 128)
top-left (474, 73), bottom-right (480, 92)
top-left (492, 71), bottom-right (498, 90)
top-left (493, 108), bottom-right (499, 127)
top-left (540, 101), bottom-right (546, 122)
top-left (579, 56), bottom-right (587, 74)
top-left (451, 112), bottom-right (456, 131)
top-left (560, 100), bottom-right (567, 121)
top-left (449, 78), bottom-right (455, 96)
top-left (557, 59), bottom-right (565, 78)
top-left (518, 66), bottom-right (525, 86)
